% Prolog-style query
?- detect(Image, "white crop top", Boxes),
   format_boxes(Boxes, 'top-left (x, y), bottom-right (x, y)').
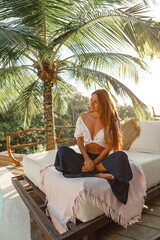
top-left (74, 116), bottom-right (119, 148)
top-left (74, 116), bottom-right (106, 148)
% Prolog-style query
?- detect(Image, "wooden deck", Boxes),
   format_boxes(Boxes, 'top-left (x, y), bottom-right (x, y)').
top-left (0, 151), bottom-right (23, 166)
top-left (96, 197), bottom-right (160, 240)
top-left (1, 154), bottom-right (160, 240)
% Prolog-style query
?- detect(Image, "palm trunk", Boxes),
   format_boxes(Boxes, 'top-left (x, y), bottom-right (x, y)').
top-left (44, 82), bottom-right (57, 150)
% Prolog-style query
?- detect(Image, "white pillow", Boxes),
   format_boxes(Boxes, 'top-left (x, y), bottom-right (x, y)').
top-left (129, 121), bottom-right (160, 153)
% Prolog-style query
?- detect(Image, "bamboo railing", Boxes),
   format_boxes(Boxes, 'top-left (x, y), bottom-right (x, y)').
top-left (6, 126), bottom-right (75, 166)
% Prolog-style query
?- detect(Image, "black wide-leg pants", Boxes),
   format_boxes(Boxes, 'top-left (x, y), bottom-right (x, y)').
top-left (54, 146), bottom-right (133, 204)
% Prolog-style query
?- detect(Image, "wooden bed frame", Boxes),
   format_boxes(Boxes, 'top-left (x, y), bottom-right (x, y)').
top-left (12, 175), bottom-right (160, 240)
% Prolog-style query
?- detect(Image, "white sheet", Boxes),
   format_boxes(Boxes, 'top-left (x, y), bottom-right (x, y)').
top-left (40, 161), bottom-right (146, 233)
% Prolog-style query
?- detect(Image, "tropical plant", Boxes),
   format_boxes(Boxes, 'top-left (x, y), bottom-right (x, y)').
top-left (0, 91), bottom-right (90, 153)
top-left (0, 0), bottom-right (160, 150)
top-left (117, 104), bottom-right (137, 120)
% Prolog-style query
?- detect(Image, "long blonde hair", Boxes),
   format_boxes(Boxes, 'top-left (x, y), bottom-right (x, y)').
top-left (92, 89), bottom-right (122, 151)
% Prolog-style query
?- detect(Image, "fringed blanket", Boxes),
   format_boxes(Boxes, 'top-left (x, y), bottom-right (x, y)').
top-left (40, 160), bottom-right (146, 233)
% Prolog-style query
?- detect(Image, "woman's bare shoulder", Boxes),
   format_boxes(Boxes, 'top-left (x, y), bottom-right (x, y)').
top-left (80, 112), bottom-right (90, 120)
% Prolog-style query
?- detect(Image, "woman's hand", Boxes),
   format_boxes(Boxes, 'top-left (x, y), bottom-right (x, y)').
top-left (82, 158), bottom-right (95, 172)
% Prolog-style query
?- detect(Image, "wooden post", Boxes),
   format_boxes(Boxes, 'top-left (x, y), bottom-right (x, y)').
top-left (152, 106), bottom-right (160, 118)
top-left (7, 135), bottom-right (21, 166)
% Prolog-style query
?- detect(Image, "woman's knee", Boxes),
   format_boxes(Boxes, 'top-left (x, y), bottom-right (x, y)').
top-left (112, 150), bottom-right (128, 160)
top-left (57, 145), bottom-right (69, 156)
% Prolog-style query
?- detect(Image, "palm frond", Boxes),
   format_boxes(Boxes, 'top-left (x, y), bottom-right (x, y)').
top-left (116, 4), bottom-right (160, 57)
top-left (0, 65), bottom-right (35, 88)
top-left (53, 75), bottom-right (76, 114)
top-left (55, 3), bottom-right (160, 58)
top-left (96, 0), bottom-right (157, 7)
top-left (0, 65), bottom-right (36, 112)
top-left (64, 52), bottom-right (149, 84)
top-left (0, 21), bottom-right (41, 48)
top-left (0, 21), bottom-right (49, 67)
top-left (0, 0), bottom-right (74, 38)
top-left (13, 80), bottom-right (43, 128)
top-left (0, 81), bottom-right (24, 112)
top-left (66, 66), bottom-right (150, 120)
top-left (0, 88), bottom-right (16, 113)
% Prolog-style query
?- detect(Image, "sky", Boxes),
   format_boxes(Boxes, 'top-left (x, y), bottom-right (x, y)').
top-left (74, 1), bottom-right (160, 117)
top-left (124, 56), bottom-right (160, 114)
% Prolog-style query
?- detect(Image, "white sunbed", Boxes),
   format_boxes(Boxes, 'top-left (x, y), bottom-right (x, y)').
top-left (13, 121), bottom-right (160, 240)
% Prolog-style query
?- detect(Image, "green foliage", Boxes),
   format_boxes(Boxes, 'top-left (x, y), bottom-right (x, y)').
top-left (117, 104), bottom-right (137, 120)
top-left (14, 113), bottom-right (46, 154)
top-left (54, 92), bottom-right (90, 140)
top-left (0, 108), bottom-right (46, 153)
top-left (0, 91), bottom-right (90, 153)
top-left (0, 107), bottom-right (22, 141)
top-left (117, 103), bottom-right (153, 121)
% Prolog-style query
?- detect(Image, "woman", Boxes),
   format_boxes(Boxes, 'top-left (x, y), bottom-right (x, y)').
top-left (54, 89), bottom-right (133, 204)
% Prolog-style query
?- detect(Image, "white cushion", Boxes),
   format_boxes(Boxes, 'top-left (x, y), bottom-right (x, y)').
top-left (23, 149), bottom-right (57, 190)
top-left (129, 121), bottom-right (160, 153)
top-left (23, 145), bottom-right (80, 191)
top-left (126, 150), bottom-right (160, 189)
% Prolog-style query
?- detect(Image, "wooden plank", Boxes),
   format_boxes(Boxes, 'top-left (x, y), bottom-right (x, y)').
top-left (146, 185), bottom-right (160, 203)
top-left (96, 223), bottom-right (134, 240)
top-left (6, 165), bottom-right (24, 176)
top-left (148, 232), bottom-right (160, 240)
top-left (96, 233), bottom-right (134, 240)
top-left (23, 175), bottom-right (46, 202)
top-left (97, 222), bottom-right (160, 240)
top-left (82, 232), bottom-right (96, 240)
top-left (61, 215), bottom-right (112, 240)
top-left (147, 196), bottom-right (160, 206)
top-left (137, 213), bottom-right (160, 230)
top-left (0, 154), bottom-right (22, 166)
top-left (143, 204), bottom-right (160, 216)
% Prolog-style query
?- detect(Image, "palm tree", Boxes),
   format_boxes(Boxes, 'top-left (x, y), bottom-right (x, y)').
top-left (0, 0), bottom-right (160, 150)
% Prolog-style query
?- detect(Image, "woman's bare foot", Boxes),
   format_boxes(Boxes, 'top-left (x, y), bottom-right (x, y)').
top-left (95, 172), bottom-right (115, 180)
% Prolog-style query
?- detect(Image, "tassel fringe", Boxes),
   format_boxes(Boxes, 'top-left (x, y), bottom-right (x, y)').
top-left (72, 189), bottom-right (144, 228)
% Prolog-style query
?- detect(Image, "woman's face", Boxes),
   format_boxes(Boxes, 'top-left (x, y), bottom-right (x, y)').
top-left (90, 93), bottom-right (101, 112)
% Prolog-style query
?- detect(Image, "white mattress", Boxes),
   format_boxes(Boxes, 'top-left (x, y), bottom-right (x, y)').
top-left (23, 146), bottom-right (160, 222)
top-left (126, 150), bottom-right (160, 190)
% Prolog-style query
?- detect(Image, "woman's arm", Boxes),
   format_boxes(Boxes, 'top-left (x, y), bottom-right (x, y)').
top-left (77, 137), bottom-right (95, 172)
top-left (93, 142), bottom-right (113, 167)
